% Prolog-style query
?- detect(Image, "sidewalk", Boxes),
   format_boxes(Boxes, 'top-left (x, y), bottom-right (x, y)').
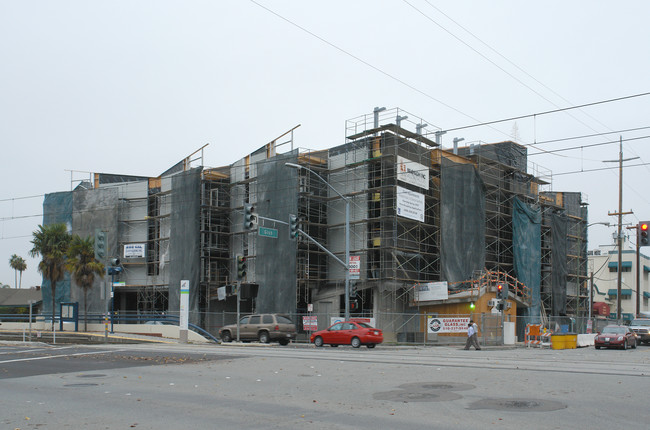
top-left (0, 329), bottom-right (182, 345)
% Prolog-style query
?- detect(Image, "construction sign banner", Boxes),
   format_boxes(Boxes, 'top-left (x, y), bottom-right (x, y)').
top-left (396, 186), bottom-right (425, 222)
top-left (427, 316), bottom-right (470, 334)
top-left (415, 281), bottom-right (449, 302)
top-left (397, 156), bottom-right (429, 190)
top-left (303, 316), bottom-right (317, 331)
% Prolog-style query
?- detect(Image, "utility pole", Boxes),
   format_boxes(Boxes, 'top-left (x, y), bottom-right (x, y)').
top-left (605, 137), bottom-right (637, 322)
top-left (637, 236), bottom-right (641, 317)
top-left (588, 272), bottom-right (594, 320)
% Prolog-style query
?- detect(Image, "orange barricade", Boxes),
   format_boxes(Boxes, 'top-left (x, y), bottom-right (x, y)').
top-left (525, 324), bottom-right (551, 348)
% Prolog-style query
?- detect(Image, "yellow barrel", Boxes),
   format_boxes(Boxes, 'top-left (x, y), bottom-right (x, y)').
top-left (564, 334), bottom-right (577, 349)
top-left (551, 334), bottom-right (565, 350)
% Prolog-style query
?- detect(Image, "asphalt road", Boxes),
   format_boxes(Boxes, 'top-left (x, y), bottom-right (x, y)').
top-left (2, 342), bottom-right (649, 429)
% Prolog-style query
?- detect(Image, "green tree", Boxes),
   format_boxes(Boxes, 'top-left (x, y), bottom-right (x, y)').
top-left (9, 254), bottom-right (27, 289)
top-left (29, 223), bottom-right (71, 330)
top-left (66, 235), bottom-right (105, 332)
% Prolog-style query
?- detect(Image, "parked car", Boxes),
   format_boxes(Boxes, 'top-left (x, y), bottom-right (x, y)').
top-left (310, 321), bottom-right (383, 348)
top-left (594, 325), bottom-right (637, 350)
top-left (219, 314), bottom-right (296, 345)
top-left (628, 318), bottom-right (650, 345)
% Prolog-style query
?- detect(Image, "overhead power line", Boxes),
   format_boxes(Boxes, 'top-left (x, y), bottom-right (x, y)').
top-left (552, 161), bottom-right (650, 177)
top-left (420, 1), bottom-right (620, 137)
top-left (528, 134), bottom-right (650, 156)
top-left (442, 91), bottom-right (650, 133)
top-left (248, 0), bottom-right (485, 127)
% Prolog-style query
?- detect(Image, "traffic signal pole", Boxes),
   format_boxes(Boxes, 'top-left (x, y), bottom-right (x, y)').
top-left (637, 237), bottom-right (641, 317)
top-left (636, 222), bottom-right (649, 317)
top-left (285, 162), bottom-right (351, 321)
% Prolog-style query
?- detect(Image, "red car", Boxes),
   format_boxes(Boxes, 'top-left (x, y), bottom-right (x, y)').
top-left (594, 325), bottom-right (637, 350)
top-left (310, 320), bottom-right (383, 348)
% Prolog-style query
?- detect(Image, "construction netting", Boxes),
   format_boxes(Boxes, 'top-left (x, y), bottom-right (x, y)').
top-left (255, 152), bottom-right (299, 314)
top-left (512, 197), bottom-right (541, 323)
top-left (440, 158), bottom-right (486, 285)
top-left (41, 191), bottom-right (73, 315)
top-left (169, 168), bottom-right (202, 325)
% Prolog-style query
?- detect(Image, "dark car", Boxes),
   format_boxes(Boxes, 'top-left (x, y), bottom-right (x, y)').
top-left (219, 314), bottom-right (297, 345)
top-left (629, 319), bottom-right (650, 345)
top-left (310, 320), bottom-right (383, 348)
top-left (594, 325), bottom-right (637, 350)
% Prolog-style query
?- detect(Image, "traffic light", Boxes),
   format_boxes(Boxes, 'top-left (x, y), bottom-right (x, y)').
top-left (496, 284), bottom-right (504, 300)
top-left (107, 258), bottom-right (122, 275)
top-left (639, 221), bottom-right (650, 246)
top-left (496, 302), bottom-right (504, 311)
top-left (469, 302), bottom-right (475, 310)
top-left (349, 281), bottom-right (357, 298)
top-left (289, 214), bottom-right (299, 240)
top-left (236, 255), bottom-right (247, 280)
top-left (350, 300), bottom-right (358, 311)
top-left (94, 230), bottom-right (106, 260)
top-left (243, 204), bottom-right (257, 231)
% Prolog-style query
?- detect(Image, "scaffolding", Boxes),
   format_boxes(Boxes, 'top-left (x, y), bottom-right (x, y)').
top-left (306, 108), bottom-right (442, 317)
top-left (539, 191), bottom-right (589, 318)
top-left (200, 166), bottom-right (232, 308)
top-left (294, 151), bottom-right (329, 311)
top-left (57, 110), bottom-right (589, 331)
top-left (458, 141), bottom-right (541, 275)
top-left (113, 176), bottom-right (171, 314)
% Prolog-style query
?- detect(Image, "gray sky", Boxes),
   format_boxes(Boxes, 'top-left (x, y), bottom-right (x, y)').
top-left (2, 1), bottom-right (649, 288)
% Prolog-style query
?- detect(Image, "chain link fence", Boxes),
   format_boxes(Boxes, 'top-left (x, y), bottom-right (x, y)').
top-left (3, 309), bottom-right (625, 346)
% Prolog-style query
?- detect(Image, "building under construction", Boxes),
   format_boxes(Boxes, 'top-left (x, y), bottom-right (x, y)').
top-left (40, 108), bottom-right (588, 339)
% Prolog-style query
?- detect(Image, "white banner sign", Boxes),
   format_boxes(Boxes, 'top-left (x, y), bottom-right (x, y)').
top-left (180, 280), bottom-right (189, 330)
top-left (396, 186), bottom-right (425, 222)
top-left (397, 156), bottom-right (429, 190)
top-left (427, 316), bottom-right (470, 334)
top-left (124, 243), bottom-right (146, 258)
top-left (415, 281), bottom-right (449, 302)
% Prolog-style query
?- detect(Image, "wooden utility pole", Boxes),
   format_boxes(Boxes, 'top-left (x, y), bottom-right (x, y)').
top-left (606, 137), bottom-right (637, 322)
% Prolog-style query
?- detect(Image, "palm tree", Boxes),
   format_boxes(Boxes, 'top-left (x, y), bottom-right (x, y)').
top-left (66, 235), bottom-right (105, 332)
top-left (29, 223), bottom-right (71, 330)
top-left (9, 254), bottom-right (27, 289)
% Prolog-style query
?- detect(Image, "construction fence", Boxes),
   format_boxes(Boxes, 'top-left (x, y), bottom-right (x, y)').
top-left (201, 311), bottom-right (623, 346)
top-left (2, 311), bottom-right (620, 346)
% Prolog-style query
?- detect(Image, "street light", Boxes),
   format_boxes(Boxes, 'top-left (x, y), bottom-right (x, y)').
top-left (285, 162), bottom-right (352, 321)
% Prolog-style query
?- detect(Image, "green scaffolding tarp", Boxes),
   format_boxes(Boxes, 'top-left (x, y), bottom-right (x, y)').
top-left (41, 191), bottom-right (73, 316)
top-left (512, 198), bottom-right (541, 323)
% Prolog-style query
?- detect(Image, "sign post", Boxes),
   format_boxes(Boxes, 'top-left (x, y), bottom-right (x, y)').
top-left (180, 280), bottom-right (189, 343)
top-left (303, 303), bottom-right (317, 338)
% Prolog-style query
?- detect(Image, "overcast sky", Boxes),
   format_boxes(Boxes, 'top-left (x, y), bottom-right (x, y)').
top-left (2, 1), bottom-right (649, 288)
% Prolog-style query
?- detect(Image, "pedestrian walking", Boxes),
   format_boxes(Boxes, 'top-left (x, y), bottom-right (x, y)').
top-left (464, 322), bottom-right (475, 350)
top-left (471, 320), bottom-right (481, 350)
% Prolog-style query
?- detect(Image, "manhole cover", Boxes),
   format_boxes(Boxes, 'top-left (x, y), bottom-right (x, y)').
top-left (64, 383), bottom-right (99, 388)
top-left (374, 390), bottom-right (461, 402)
top-left (469, 398), bottom-right (567, 412)
top-left (399, 382), bottom-right (475, 392)
top-left (77, 374), bottom-right (106, 378)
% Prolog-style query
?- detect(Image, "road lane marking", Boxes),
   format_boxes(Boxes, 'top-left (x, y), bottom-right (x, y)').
top-left (0, 349), bottom-right (125, 364)
top-left (0, 345), bottom-right (78, 355)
